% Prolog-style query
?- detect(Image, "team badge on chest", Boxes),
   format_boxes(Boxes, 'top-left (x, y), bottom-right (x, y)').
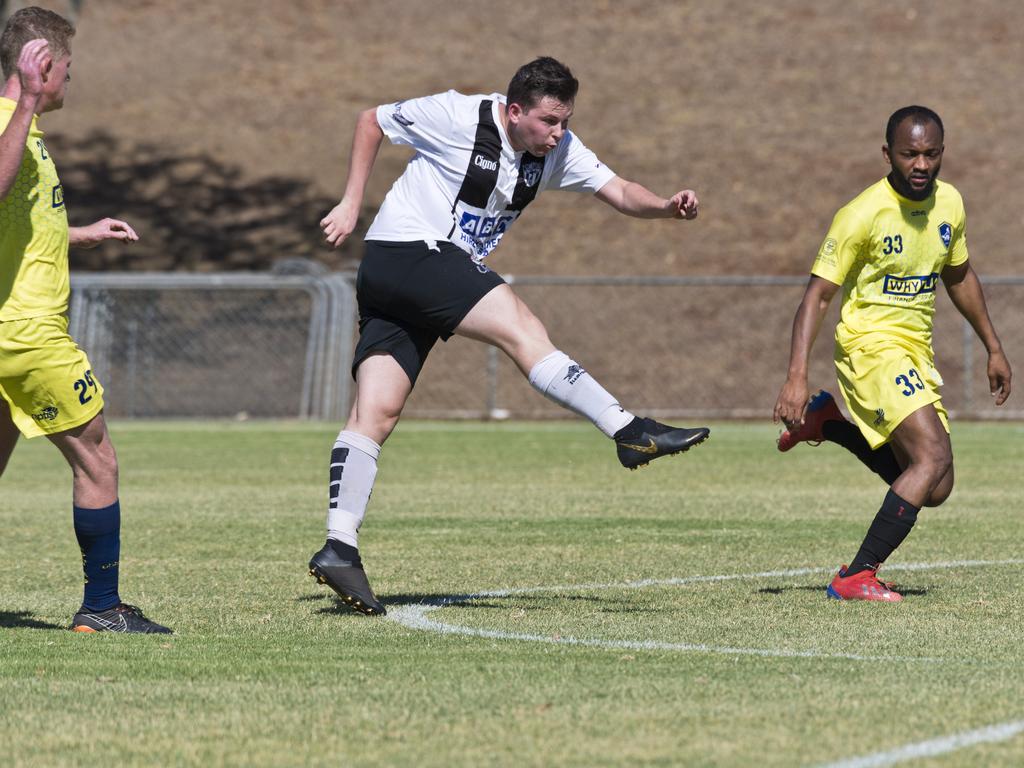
top-left (938, 222), bottom-right (952, 249)
top-left (522, 161), bottom-right (543, 188)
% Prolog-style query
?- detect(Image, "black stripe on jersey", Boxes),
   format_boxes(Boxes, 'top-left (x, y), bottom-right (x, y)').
top-left (508, 153), bottom-right (546, 212)
top-left (452, 100), bottom-right (501, 211)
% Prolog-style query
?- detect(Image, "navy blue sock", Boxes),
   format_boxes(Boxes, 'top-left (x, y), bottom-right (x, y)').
top-left (74, 501), bottom-right (121, 611)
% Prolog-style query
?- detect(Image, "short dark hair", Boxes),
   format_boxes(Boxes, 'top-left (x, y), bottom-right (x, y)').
top-left (506, 56), bottom-right (578, 110)
top-left (1, 6), bottom-right (75, 80)
top-left (885, 105), bottom-right (944, 146)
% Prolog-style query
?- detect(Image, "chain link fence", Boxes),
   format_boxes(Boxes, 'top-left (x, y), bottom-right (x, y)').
top-left (69, 270), bottom-right (1024, 421)
top-left (402, 275), bottom-right (1024, 421)
top-left (70, 271), bottom-right (355, 420)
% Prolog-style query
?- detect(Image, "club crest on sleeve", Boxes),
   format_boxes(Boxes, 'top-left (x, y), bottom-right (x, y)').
top-left (938, 222), bottom-right (952, 249)
top-left (392, 102), bottom-right (414, 127)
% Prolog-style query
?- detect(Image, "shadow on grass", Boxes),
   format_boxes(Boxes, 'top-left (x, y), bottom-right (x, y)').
top-left (756, 584), bottom-right (929, 597)
top-left (0, 611), bottom-right (66, 630)
top-left (301, 591), bottom-right (656, 616)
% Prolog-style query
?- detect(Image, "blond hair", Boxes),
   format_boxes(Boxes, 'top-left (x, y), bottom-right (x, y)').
top-left (1, 6), bottom-right (75, 80)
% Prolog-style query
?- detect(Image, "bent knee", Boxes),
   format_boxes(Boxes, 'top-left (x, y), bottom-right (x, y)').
top-left (924, 486), bottom-right (951, 507)
top-left (924, 467), bottom-right (954, 508)
top-left (346, 408), bottom-right (402, 445)
top-left (504, 310), bottom-right (550, 350)
top-left (919, 446), bottom-right (953, 481)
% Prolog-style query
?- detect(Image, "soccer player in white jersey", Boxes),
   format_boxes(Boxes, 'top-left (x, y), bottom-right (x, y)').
top-left (312, 57), bottom-right (709, 615)
top-left (773, 106), bottom-right (1011, 601)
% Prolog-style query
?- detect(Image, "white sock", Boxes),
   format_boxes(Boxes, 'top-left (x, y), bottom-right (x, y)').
top-left (527, 350), bottom-right (634, 437)
top-left (326, 430), bottom-right (381, 549)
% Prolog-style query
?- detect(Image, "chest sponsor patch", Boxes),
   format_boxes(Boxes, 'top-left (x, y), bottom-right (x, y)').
top-left (882, 273), bottom-right (939, 296)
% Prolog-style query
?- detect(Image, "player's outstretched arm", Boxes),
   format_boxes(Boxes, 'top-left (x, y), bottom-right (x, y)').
top-left (773, 276), bottom-right (840, 427)
top-left (320, 108), bottom-right (385, 248)
top-left (942, 261), bottom-right (1012, 405)
top-left (0, 39), bottom-right (50, 201)
top-left (594, 177), bottom-right (698, 220)
top-left (69, 219), bottom-right (139, 249)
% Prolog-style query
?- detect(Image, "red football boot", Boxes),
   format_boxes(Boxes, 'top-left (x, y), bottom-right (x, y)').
top-left (777, 390), bottom-right (846, 452)
top-left (826, 564), bottom-right (903, 602)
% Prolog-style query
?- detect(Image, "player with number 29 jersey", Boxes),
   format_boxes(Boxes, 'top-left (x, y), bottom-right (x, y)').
top-left (0, 95), bottom-right (103, 437)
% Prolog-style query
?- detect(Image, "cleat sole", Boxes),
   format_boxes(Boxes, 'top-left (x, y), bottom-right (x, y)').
top-left (308, 565), bottom-right (383, 616)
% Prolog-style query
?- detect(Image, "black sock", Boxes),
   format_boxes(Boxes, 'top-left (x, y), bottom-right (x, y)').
top-left (613, 416), bottom-right (643, 440)
top-left (822, 420), bottom-right (902, 484)
top-left (845, 490), bottom-right (920, 576)
top-left (328, 538), bottom-right (362, 565)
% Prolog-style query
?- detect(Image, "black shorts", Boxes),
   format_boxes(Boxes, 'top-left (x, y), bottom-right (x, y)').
top-left (352, 240), bottom-right (505, 385)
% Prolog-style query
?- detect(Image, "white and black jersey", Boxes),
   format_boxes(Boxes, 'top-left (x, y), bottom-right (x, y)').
top-left (366, 90), bottom-right (616, 262)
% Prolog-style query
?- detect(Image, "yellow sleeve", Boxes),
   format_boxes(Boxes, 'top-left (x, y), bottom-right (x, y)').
top-left (947, 207), bottom-right (968, 268)
top-left (811, 204), bottom-right (867, 285)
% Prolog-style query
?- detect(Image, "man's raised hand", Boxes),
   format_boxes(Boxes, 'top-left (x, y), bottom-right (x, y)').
top-left (669, 189), bottom-right (699, 220)
top-left (17, 39), bottom-right (51, 101)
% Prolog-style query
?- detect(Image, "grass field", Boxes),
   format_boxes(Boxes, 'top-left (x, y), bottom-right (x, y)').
top-left (1, 420), bottom-right (1022, 767)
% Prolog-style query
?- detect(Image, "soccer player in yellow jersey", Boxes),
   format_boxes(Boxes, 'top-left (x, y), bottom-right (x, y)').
top-left (0, 8), bottom-right (170, 632)
top-left (773, 106), bottom-right (1011, 602)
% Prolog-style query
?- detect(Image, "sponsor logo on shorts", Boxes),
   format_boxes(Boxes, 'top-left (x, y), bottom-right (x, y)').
top-left (32, 406), bottom-right (59, 422)
top-left (473, 154), bottom-right (498, 171)
top-left (882, 273), bottom-right (939, 296)
top-left (938, 222), bottom-right (952, 249)
top-left (564, 364), bottom-right (585, 385)
top-left (873, 408), bottom-right (885, 426)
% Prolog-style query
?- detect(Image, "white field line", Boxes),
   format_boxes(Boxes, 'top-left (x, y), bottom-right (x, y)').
top-left (386, 558), bottom-right (1023, 662)
top-left (813, 719), bottom-right (1024, 768)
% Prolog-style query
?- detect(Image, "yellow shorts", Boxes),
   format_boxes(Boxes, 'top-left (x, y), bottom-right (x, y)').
top-left (834, 338), bottom-right (949, 450)
top-left (0, 314), bottom-right (105, 438)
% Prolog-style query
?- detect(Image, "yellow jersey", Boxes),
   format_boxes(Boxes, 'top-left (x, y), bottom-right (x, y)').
top-left (812, 177), bottom-right (968, 353)
top-left (0, 96), bottom-right (70, 321)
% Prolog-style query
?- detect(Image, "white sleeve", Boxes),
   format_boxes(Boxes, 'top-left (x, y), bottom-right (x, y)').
top-left (544, 132), bottom-right (616, 194)
top-left (375, 90), bottom-right (460, 159)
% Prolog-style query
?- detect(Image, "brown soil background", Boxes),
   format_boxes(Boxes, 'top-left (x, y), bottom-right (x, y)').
top-left (26, 0), bottom-right (1023, 277)
top-left (10, 1), bottom-right (1024, 418)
